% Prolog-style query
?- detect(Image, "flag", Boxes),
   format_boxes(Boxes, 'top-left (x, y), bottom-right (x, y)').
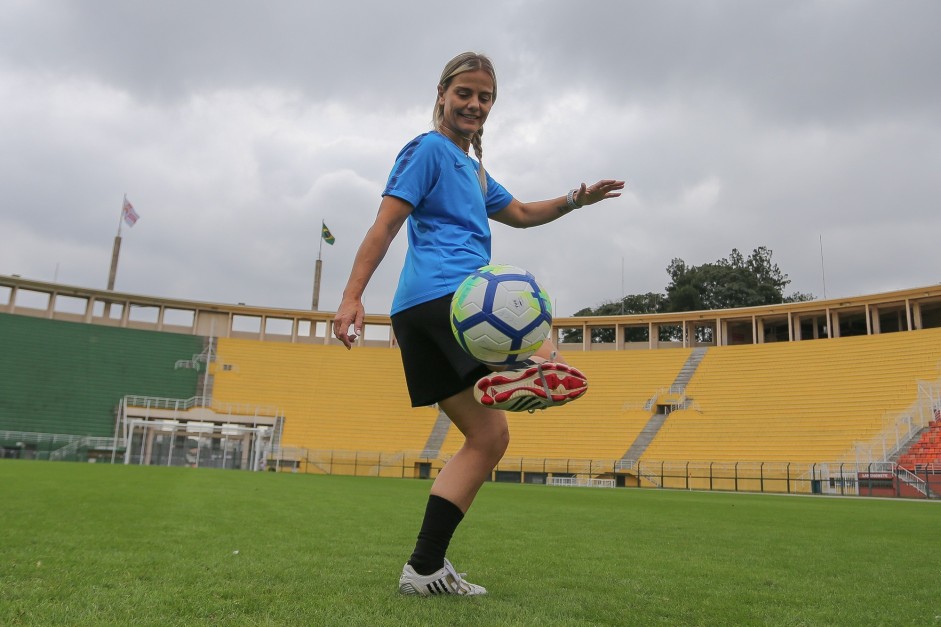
top-left (122, 197), bottom-right (140, 228)
top-left (321, 221), bottom-right (335, 245)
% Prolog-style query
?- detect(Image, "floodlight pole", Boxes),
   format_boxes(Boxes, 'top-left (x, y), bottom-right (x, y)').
top-left (819, 234), bottom-right (828, 299)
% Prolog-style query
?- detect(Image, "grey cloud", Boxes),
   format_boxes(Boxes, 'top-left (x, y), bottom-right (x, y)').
top-left (1, 0), bottom-right (939, 317)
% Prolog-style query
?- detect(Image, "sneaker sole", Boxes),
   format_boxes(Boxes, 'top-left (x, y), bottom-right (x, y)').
top-left (474, 363), bottom-right (588, 412)
top-left (399, 581), bottom-right (421, 595)
top-left (399, 562), bottom-right (487, 596)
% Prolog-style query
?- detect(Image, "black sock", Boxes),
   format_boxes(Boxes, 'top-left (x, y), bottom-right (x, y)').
top-left (407, 494), bottom-right (465, 576)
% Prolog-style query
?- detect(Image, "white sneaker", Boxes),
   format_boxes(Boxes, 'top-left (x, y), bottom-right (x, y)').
top-left (398, 558), bottom-right (487, 596)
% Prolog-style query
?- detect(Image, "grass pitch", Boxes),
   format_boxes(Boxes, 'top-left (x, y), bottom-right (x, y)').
top-left (1, 461), bottom-right (938, 626)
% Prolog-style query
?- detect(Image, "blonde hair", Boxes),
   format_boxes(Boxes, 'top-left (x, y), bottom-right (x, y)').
top-left (433, 52), bottom-right (497, 193)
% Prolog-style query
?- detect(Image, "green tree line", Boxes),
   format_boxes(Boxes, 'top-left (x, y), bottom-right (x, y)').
top-left (566, 247), bottom-right (813, 343)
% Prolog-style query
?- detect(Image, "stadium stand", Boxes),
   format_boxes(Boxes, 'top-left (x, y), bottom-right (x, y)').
top-left (641, 328), bottom-right (941, 463)
top-left (3, 273), bottom-right (941, 496)
top-left (0, 312), bottom-right (202, 444)
top-left (439, 350), bottom-right (692, 461)
top-left (211, 338), bottom-right (439, 455)
top-left (898, 415), bottom-right (941, 470)
top-left (210, 342), bottom-right (694, 464)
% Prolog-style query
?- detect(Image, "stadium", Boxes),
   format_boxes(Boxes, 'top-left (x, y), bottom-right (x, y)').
top-left (2, 272), bottom-right (939, 497)
top-left (3, 272), bottom-right (941, 624)
top-left (4, 0), bottom-right (940, 621)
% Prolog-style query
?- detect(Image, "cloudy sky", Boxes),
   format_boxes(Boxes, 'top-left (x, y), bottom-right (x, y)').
top-left (1, 1), bottom-right (939, 319)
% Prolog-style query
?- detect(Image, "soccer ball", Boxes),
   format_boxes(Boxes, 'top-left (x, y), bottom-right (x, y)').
top-left (450, 264), bottom-right (553, 366)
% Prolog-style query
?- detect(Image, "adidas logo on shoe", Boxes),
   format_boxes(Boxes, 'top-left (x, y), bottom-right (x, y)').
top-left (399, 559), bottom-right (487, 596)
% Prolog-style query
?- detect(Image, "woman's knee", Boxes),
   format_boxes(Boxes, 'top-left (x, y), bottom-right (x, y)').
top-left (440, 392), bottom-right (510, 458)
top-left (469, 418), bottom-right (508, 460)
top-left (484, 420), bottom-right (510, 457)
top-left (456, 416), bottom-right (509, 459)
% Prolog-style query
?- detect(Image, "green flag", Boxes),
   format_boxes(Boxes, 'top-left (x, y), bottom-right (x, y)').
top-left (321, 221), bottom-right (335, 245)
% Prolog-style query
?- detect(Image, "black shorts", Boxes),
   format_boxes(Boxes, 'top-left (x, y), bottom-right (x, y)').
top-left (391, 294), bottom-right (492, 407)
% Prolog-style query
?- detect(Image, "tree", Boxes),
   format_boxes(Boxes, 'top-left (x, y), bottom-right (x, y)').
top-left (566, 292), bottom-right (662, 343)
top-left (662, 246), bottom-right (795, 312)
top-left (566, 247), bottom-right (813, 343)
top-left (571, 292), bottom-right (663, 318)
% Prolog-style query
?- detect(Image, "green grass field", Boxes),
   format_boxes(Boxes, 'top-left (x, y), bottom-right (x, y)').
top-left (1, 461), bottom-right (938, 626)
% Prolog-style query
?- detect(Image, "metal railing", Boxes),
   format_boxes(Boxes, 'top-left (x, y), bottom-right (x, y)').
top-left (5, 433), bottom-right (936, 499)
top-left (895, 465), bottom-right (929, 497)
top-left (48, 437), bottom-right (116, 461)
top-left (0, 431), bottom-right (112, 461)
top-left (258, 450), bottom-right (938, 499)
top-left (123, 395), bottom-right (281, 418)
top-left (841, 381), bottom-right (940, 465)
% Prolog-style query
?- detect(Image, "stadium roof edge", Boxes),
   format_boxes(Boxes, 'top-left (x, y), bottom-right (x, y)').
top-left (3, 274), bottom-right (941, 349)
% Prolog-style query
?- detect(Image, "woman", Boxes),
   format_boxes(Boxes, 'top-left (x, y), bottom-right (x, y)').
top-left (333, 52), bottom-right (624, 596)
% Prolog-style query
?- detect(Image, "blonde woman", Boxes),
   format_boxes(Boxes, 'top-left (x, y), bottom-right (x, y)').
top-left (334, 51), bottom-right (623, 596)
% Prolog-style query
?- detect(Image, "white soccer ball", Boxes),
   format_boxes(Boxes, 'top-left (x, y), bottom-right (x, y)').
top-left (450, 264), bottom-right (553, 366)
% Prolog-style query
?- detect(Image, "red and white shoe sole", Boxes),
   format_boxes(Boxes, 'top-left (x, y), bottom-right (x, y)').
top-left (474, 362), bottom-right (588, 412)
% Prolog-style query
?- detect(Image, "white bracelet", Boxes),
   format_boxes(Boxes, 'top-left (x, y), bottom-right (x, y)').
top-left (565, 189), bottom-right (582, 211)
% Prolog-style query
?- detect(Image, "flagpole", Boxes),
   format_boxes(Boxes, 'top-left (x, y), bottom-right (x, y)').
top-left (311, 219), bottom-right (324, 310)
top-left (107, 194), bottom-right (126, 291)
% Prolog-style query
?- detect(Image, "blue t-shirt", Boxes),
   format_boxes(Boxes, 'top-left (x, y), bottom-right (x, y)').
top-left (384, 131), bottom-right (513, 315)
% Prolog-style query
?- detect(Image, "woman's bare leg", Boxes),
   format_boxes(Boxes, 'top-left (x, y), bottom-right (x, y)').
top-left (431, 387), bottom-right (509, 512)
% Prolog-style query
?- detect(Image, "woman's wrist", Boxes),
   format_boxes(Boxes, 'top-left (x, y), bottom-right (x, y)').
top-left (565, 188), bottom-right (583, 211)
